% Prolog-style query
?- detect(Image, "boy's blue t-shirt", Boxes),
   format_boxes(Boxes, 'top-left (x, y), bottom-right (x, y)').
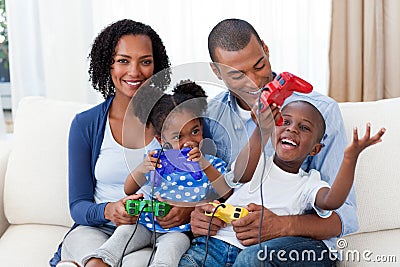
top-left (139, 154), bottom-right (227, 233)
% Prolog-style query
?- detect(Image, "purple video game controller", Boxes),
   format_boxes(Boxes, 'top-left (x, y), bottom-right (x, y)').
top-left (150, 147), bottom-right (203, 187)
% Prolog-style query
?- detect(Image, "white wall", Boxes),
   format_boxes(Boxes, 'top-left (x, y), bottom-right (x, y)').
top-left (6, 0), bottom-right (331, 111)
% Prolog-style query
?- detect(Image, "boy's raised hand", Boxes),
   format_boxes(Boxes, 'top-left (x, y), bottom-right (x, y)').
top-left (345, 123), bottom-right (386, 158)
top-left (251, 102), bottom-right (281, 140)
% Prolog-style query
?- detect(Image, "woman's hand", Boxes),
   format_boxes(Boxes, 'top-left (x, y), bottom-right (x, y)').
top-left (104, 193), bottom-right (143, 226)
top-left (154, 194), bottom-right (194, 229)
top-left (156, 205), bottom-right (194, 229)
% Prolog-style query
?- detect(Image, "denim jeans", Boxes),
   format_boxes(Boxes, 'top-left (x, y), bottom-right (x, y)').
top-left (179, 236), bottom-right (337, 267)
top-left (179, 236), bottom-right (241, 266)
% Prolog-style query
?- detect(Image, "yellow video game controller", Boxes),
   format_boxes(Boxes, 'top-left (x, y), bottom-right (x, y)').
top-left (205, 202), bottom-right (249, 223)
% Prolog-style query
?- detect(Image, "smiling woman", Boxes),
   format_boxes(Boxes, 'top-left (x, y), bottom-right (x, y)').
top-left (49, 19), bottom-right (175, 267)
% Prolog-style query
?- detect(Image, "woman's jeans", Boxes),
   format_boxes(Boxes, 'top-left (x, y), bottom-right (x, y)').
top-left (62, 224), bottom-right (189, 267)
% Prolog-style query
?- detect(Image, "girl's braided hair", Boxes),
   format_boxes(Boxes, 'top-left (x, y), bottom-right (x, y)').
top-left (133, 80), bottom-right (207, 136)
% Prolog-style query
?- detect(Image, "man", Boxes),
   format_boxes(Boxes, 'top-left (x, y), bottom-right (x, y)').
top-left (179, 19), bottom-right (357, 266)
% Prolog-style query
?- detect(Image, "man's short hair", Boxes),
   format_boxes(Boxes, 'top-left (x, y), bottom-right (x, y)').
top-left (208, 18), bottom-right (263, 62)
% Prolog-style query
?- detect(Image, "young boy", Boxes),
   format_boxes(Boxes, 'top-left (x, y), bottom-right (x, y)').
top-left (229, 100), bottom-right (385, 215)
top-left (180, 100), bottom-right (385, 266)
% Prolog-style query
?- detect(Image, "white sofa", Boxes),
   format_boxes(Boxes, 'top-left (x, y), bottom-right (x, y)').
top-left (0, 96), bottom-right (399, 267)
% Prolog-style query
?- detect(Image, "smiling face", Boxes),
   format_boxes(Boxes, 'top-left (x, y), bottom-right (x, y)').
top-left (110, 34), bottom-right (155, 100)
top-left (211, 34), bottom-right (272, 110)
top-left (272, 101), bottom-right (325, 173)
top-left (159, 110), bottom-right (203, 150)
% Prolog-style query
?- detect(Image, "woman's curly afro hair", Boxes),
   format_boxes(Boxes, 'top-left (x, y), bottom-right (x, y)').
top-left (88, 19), bottom-right (171, 98)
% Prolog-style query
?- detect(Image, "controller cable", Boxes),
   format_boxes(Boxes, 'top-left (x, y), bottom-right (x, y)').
top-left (118, 204), bottom-right (148, 267)
top-left (118, 142), bottom-right (171, 267)
top-left (198, 92), bottom-right (270, 267)
top-left (202, 203), bottom-right (225, 267)
top-left (146, 142), bottom-right (172, 266)
top-left (255, 91), bottom-right (274, 267)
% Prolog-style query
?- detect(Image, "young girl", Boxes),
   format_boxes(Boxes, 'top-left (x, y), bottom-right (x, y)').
top-left (86, 80), bottom-right (231, 267)
top-left (126, 80), bottom-right (232, 201)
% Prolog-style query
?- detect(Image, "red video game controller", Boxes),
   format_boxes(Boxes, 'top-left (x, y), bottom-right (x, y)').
top-left (259, 72), bottom-right (313, 125)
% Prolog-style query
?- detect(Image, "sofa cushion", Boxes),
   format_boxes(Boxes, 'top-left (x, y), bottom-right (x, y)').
top-left (0, 139), bottom-right (12, 236)
top-left (0, 224), bottom-right (70, 266)
top-left (337, 229), bottom-right (400, 266)
top-left (4, 97), bottom-right (91, 227)
top-left (339, 97), bottom-right (400, 234)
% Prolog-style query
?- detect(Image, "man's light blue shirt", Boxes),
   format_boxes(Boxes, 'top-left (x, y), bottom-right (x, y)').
top-left (203, 89), bottom-right (359, 252)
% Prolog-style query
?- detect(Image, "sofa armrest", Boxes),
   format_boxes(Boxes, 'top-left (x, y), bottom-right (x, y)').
top-left (0, 138), bottom-right (12, 237)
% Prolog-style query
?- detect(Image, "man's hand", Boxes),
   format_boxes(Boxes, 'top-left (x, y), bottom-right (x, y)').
top-left (104, 193), bottom-right (143, 226)
top-left (231, 203), bottom-right (288, 246)
top-left (190, 203), bottom-right (226, 237)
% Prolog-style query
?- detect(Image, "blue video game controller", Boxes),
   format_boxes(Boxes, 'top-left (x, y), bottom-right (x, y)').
top-left (150, 147), bottom-right (203, 187)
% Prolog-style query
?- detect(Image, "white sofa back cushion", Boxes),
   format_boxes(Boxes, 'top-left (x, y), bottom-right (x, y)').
top-left (339, 97), bottom-right (400, 234)
top-left (4, 97), bottom-right (91, 227)
top-left (3, 96), bottom-right (399, 235)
